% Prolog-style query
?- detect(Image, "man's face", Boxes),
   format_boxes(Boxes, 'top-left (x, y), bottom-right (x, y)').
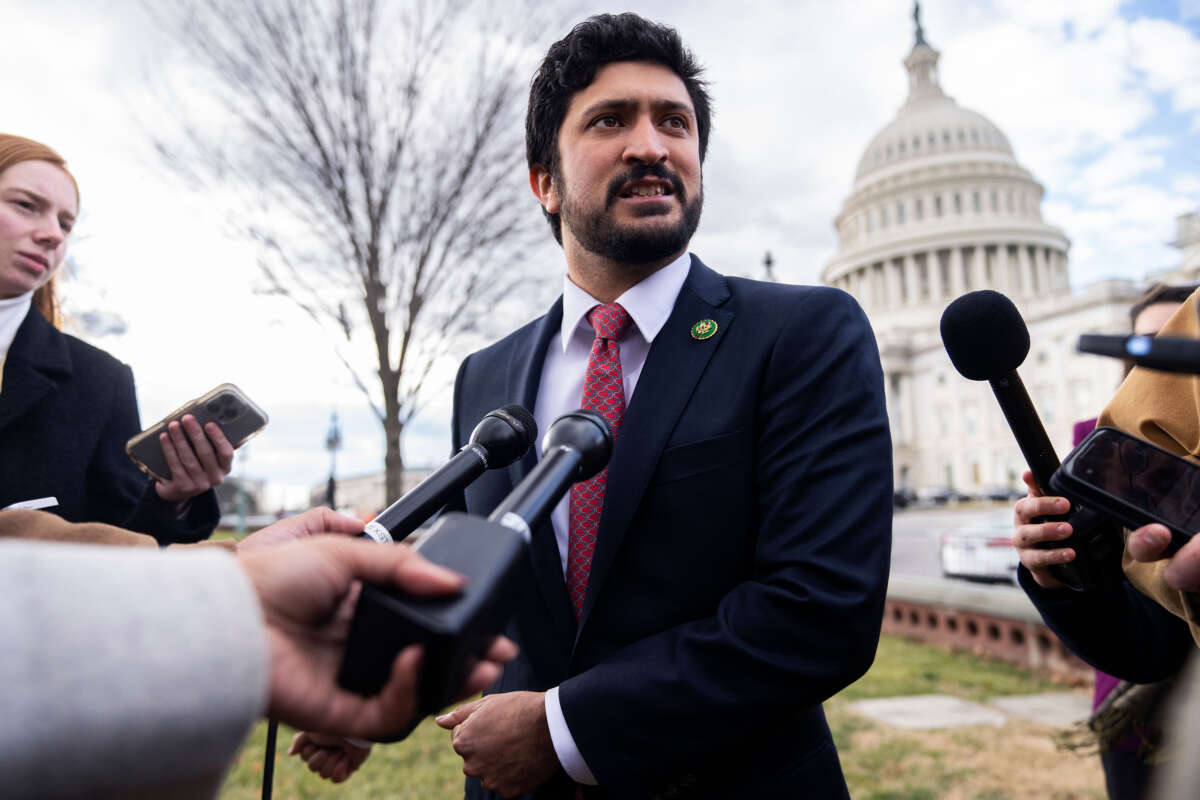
top-left (534, 60), bottom-right (703, 266)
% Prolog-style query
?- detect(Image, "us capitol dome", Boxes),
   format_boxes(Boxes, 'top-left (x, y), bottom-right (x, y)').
top-left (821, 7), bottom-right (1148, 499)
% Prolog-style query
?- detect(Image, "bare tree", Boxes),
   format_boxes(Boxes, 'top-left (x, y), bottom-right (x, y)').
top-left (148, 0), bottom-right (550, 500)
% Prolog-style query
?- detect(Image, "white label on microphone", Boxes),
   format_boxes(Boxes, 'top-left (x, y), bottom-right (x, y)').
top-left (4, 496), bottom-right (58, 511)
top-left (361, 521), bottom-right (394, 544)
top-left (497, 512), bottom-right (532, 544)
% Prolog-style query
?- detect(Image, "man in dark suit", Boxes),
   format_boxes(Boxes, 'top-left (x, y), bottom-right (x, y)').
top-left (435, 14), bottom-right (892, 799)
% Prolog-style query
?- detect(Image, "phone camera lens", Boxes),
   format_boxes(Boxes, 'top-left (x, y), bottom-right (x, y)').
top-left (205, 401), bottom-right (222, 414)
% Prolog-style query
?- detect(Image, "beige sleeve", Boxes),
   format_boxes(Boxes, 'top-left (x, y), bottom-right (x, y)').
top-left (0, 509), bottom-right (157, 548)
top-left (1098, 288), bottom-right (1200, 644)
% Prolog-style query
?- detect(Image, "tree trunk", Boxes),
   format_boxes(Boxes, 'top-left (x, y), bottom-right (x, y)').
top-left (383, 413), bottom-right (405, 507)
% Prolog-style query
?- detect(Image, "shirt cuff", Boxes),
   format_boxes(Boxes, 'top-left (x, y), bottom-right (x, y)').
top-left (545, 686), bottom-right (597, 785)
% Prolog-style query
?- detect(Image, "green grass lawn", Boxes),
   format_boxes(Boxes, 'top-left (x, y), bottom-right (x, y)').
top-left (220, 636), bottom-right (1093, 799)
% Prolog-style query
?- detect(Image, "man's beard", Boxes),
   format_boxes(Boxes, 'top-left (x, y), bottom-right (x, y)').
top-left (557, 163), bottom-right (703, 266)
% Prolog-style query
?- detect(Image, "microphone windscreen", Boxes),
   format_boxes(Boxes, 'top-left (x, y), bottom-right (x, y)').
top-left (940, 290), bottom-right (1031, 380)
top-left (498, 404), bottom-right (538, 446)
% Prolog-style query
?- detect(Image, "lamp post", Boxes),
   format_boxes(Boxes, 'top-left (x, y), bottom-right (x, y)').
top-left (763, 251), bottom-right (776, 282)
top-left (325, 410), bottom-right (342, 509)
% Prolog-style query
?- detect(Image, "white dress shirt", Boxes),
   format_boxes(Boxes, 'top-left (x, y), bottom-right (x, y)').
top-left (535, 251), bottom-right (691, 785)
top-left (0, 292), bottom-right (33, 391)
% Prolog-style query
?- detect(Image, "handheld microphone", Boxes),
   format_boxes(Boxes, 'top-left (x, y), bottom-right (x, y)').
top-left (358, 405), bottom-right (537, 543)
top-left (1078, 333), bottom-right (1200, 375)
top-left (940, 290), bottom-right (1123, 591)
top-left (336, 410), bottom-right (612, 739)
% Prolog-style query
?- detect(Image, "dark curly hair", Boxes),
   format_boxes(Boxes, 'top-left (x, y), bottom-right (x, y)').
top-left (526, 13), bottom-right (712, 243)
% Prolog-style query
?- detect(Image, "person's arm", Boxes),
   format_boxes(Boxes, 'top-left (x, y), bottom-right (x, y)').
top-left (87, 365), bottom-right (222, 544)
top-left (0, 536), bottom-right (516, 799)
top-left (1010, 471), bottom-right (1193, 680)
top-left (0, 541), bottom-right (267, 799)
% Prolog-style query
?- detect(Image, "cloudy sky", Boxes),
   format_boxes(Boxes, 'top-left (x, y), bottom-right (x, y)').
top-left (2, 0), bottom-right (1197, 507)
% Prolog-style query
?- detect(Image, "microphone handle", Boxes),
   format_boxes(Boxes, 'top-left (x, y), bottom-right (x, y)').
top-left (360, 445), bottom-right (488, 543)
top-left (989, 371), bottom-right (1061, 493)
top-left (487, 446), bottom-right (583, 534)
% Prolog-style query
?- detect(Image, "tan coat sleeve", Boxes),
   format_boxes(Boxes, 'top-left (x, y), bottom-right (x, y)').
top-left (1098, 288), bottom-right (1200, 644)
top-left (0, 509), bottom-right (158, 547)
top-left (0, 509), bottom-right (237, 553)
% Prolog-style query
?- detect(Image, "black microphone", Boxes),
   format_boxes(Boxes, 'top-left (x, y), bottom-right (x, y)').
top-left (487, 409), bottom-right (612, 535)
top-left (336, 410), bottom-right (612, 738)
top-left (941, 290), bottom-right (1059, 492)
top-left (940, 290), bottom-right (1123, 591)
top-left (358, 404), bottom-right (537, 543)
top-left (1078, 333), bottom-right (1200, 375)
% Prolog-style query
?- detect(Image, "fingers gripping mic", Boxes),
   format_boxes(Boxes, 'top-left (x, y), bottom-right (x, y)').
top-left (359, 405), bottom-right (537, 543)
top-left (940, 290), bottom-right (1059, 491)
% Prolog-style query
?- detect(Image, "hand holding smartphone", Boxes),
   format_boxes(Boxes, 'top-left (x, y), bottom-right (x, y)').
top-left (1051, 426), bottom-right (1200, 556)
top-left (126, 383), bottom-right (268, 485)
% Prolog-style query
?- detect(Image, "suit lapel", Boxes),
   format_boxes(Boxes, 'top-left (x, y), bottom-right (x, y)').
top-left (578, 259), bottom-right (734, 628)
top-left (0, 309), bottom-right (71, 434)
top-left (504, 299), bottom-right (578, 642)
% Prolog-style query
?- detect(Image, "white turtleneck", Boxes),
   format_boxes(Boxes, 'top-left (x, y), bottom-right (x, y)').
top-left (0, 291), bottom-right (34, 390)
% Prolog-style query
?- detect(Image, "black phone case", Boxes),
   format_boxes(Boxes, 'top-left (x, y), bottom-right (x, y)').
top-left (1051, 426), bottom-right (1199, 555)
top-left (125, 383), bottom-right (268, 482)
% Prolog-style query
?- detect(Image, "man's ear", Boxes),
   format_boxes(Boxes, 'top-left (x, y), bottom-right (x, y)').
top-left (529, 165), bottom-right (559, 214)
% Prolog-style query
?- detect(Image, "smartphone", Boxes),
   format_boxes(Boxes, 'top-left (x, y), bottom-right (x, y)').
top-left (1051, 426), bottom-right (1200, 555)
top-left (125, 383), bottom-right (268, 483)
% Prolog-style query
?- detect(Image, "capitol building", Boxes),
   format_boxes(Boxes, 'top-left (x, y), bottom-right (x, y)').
top-left (821, 16), bottom-right (1161, 497)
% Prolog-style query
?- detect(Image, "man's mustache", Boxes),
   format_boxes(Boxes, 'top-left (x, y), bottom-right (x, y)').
top-left (605, 164), bottom-right (687, 207)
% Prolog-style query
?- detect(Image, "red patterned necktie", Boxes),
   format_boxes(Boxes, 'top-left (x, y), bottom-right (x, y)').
top-left (566, 302), bottom-right (632, 620)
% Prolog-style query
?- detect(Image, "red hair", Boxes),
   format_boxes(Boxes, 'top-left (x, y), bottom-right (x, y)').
top-left (0, 134), bottom-right (80, 328)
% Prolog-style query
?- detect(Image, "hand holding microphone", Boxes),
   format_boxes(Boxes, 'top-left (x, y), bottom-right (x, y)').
top-left (941, 291), bottom-right (1124, 591)
top-left (336, 410), bottom-right (613, 741)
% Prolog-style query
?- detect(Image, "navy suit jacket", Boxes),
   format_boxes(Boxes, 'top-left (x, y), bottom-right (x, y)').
top-left (450, 258), bottom-right (893, 799)
top-left (0, 307), bottom-right (218, 545)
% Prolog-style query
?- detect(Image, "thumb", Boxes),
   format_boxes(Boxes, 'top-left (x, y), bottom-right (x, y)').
top-left (316, 537), bottom-right (466, 596)
top-left (294, 507), bottom-right (367, 537)
top-left (1021, 470), bottom-right (1043, 498)
top-left (1127, 524), bottom-right (1171, 562)
top-left (435, 698), bottom-right (482, 729)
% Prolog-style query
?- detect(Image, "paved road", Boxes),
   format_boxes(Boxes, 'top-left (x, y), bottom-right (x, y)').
top-left (891, 504), bottom-right (1015, 581)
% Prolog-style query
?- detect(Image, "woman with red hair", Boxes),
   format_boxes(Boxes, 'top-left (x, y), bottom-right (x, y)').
top-left (0, 133), bottom-right (230, 543)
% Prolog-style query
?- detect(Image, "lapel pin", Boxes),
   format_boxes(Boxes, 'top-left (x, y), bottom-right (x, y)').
top-left (690, 319), bottom-right (718, 340)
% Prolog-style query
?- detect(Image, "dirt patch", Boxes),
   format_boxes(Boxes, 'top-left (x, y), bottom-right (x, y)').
top-left (828, 696), bottom-right (1106, 799)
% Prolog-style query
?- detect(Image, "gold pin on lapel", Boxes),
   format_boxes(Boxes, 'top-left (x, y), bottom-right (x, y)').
top-left (690, 319), bottom-right (717, 340)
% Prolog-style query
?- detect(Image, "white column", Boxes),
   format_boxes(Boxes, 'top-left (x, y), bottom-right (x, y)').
top-left (1033, 246), bottom-right (1048, 295)
top-left (858, 266), bottom-right (873, 310)
top-left (929, 250), bottom-right (944, 302)
top-left (972, 246), bottom-right (987, 290)
top-left (903, 254), bottom-right (918, 306)
top-left (1018, 244), bottom-right (1035, 297)
top-left (886, 258), bottom-right (902, 309)
top-left (949, 247), bottom-right (966, 296)
top-left (995, 244), bottom-right (1010, 294)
